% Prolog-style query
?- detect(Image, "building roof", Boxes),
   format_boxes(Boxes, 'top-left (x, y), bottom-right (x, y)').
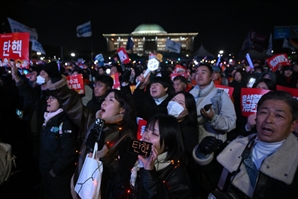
top-left (132, 24), bottom-right (167, 34)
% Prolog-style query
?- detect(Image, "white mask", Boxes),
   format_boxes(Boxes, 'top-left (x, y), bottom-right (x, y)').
top-left (36, 75), bottom-right (45, 85)
top-left (167, 101), bottom-right (184, 118)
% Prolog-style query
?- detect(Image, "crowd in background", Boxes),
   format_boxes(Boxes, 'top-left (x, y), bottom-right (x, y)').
top-left (0, 53), bottom-right (298, 199)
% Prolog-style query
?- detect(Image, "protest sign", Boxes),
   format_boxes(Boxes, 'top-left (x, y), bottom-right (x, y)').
top-left (215, 84), bottom-right (234, 98)
top-left (0, 32), bottom-right (30, 68)
top-left (66, 74), bottom-right (85, 94)
top-left (137, 117), bottom-right (147, 141)
top-left (111, 72), bottom-right (120, 89)
top-left (266, 53), bottom-right (291, 72)
top-left (117, 47), bottom-right (130, 64)
top-left (276, 85), bottom-right (298, 99)
top-left (241, 88), bottom-right (270, 117)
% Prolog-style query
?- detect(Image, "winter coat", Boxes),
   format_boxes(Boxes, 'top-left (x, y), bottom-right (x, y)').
top-left (189, 81), bottom-right (236, 143)
top-left (39, 111), bottom-right (79, 176)
top-left (132, 87), bottom-right (172, 121)
top-left (216, 133), bottom-right (298, 199)
top-left (131, 154), bottom-right (192, 199)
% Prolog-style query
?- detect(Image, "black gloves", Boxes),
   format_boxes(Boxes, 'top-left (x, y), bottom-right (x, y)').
top-left (43, 61), bottom-right (62, 83)
top-left (86, 118), bottom-right (105, 153)
top-left (197, 136), bottom-right (223, 156)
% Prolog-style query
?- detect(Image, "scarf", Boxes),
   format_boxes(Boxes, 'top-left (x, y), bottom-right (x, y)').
top-left (43, 108), bottom-right (63, 126)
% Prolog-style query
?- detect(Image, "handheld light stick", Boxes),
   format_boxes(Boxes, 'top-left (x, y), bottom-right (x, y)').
top-left (246, 53), bottom-right (254, 69)
top-left (135, 58), bottom-right (159, 88)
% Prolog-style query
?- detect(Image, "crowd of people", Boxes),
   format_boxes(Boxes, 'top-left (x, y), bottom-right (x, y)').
top-left (0, 55), bottom-right (298, 199)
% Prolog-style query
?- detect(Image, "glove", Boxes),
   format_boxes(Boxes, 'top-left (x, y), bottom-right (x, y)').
top-left (43, 61), bottom-right (62, 83)
top-left (197, 136), bottom-right (223, 156)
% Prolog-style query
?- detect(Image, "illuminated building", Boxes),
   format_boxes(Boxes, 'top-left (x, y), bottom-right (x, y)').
top-left (103, 24), bottom-right (198, 56)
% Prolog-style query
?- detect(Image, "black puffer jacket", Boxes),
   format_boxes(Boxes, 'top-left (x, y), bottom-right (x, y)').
top-left (39, 111), bottom-right (79, 176)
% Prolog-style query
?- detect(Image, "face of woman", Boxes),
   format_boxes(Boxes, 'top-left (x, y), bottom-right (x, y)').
top-left (100, 92), bottom-right (124, 119)
top-left (142, 121), bottom-right (165, 155)
top-left (46, 96), bottom-right (60, 112)
top-left (234, 72), bottom-right (242, 82)
top-left (169, 93), bottom-right (188, 121)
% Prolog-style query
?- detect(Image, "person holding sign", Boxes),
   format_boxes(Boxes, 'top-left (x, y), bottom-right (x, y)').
top-left (193, 90), bottom-right (298, 199)
top-left (129, 114), bottom-right (192, 198)
top-left (275, 64), bottom-right (297, 88)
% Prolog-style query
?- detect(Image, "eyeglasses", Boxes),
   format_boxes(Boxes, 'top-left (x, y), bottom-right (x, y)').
top-left (46, 96), bottom-right (57, 101)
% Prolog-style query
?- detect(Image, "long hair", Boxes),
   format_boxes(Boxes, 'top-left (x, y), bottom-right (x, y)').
top-left (109, 89), bottom-right (137, 134)
top-left (146, 114), bottom-right (185, 162)
top-left (174, 91), bottom-right (198, 128)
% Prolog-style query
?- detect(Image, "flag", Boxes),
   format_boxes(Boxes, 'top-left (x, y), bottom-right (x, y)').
top-left (76, 21), bottom-right (92, 37)
top-left (266, 33), bottom-right (273, 56)
top-left (249, 30), bottom-right (267, 52)
top-left (240, 33), bottom-right (251, 52)
top-left (31, 39), bottom-right (46, 55)
top-left (7, 17), bottom-right (38, 41)
top-left (126, 35), bottom-right (134, 50)
top-left (282, 38), bottom-right (295, 51)
top-left (165, 38), bottom-right (181, 53)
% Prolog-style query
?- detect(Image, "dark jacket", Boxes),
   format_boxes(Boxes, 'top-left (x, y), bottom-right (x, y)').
top-left (132, 161), bottom-right (192, 199)
top-left (133, 88), bottom-right (172, 121)
top-left (39, 111), bottom-right (79, 176)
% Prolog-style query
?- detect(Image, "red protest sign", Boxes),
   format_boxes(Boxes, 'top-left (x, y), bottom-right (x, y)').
top-left (111, 72), bottom-right (120, 89)
top-left (241, 88), bottom-right (270, 117)
top-left (0, 32), bottom-right (30, 68)
top-left (266, 53), bottom-right (291, 72)
top-left (276, 85), bottom-right (298, 99)
top-left (117, 47), bottom-right (130, 64)
top-left (66, 74), bottom-right (85, 94)
top-left (215, 84), bottom-right (234, 98)
top-left (137, 117), bottom-right (147, 140)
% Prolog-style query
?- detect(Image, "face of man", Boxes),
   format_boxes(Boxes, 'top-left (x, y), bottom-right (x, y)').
top-left (93, 81), bottom-right (109, 97)
top-left (150, 82), bottom-right (168, 99)
top-left (173, 79), bottom-right (186, 93)
top-left (256, 99), bottom-right (296, 143)
top-left (195, 65), bottom-right (212, 89)
top-left (29, 71), bottom-right (38, 82)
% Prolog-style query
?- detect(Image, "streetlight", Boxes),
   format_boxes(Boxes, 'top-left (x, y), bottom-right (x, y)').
top-left (71, 53), bottom-right (75, 57)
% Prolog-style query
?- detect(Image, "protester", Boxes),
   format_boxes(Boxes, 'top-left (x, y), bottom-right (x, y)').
top-left (173, 75), bottom-right (188, 93)
top-left (275, 65), bottom-right (297, 88)
top-left (133, 74), bottom-right (173, 121)
top-left (193, 90), bottom-right (298, 199)
top-left (86, 74), bottom-right (113, 114)
top-left (211, 65), bottom-right (229, 86)
top-left (130, 114), bottom-right (192, 198)
top-left (10, 62), bottom-right (80, 199)
top-left (167, 91), bottom-right (200, 198)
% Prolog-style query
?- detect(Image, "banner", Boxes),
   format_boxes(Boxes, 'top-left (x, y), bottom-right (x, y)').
top-left (117, 47), bottom-right (130, 64)
top-left (66, 74), bottom-right (85, 94)
top-left (165, 39), bottom-right (181, 53)
top-left (276, 85), bottom-right (298, 99)
top-left (136, 117), bottom-right (147, 140)
top-left (0, 32), bottom-right (30, 68)
top-left (76, 21), bottom-right (92, 37)
top-left (111, 72), bottom-right (120, 89)
top-left (241, 88), bottom-right (270, 117)
top-left (31, 39), bottom-right (46, 54)
top-left (215, 85), bottom-right (234, 98)
top-left (282, 38), bottom-right (295, 51)
top-left (7, 17), bottom-right (38, 41)
top-left (266, 53), bottom-right (291, 72)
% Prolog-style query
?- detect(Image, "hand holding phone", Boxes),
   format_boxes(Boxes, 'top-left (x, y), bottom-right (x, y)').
top-left (204, 104), bottom-right (212, 111)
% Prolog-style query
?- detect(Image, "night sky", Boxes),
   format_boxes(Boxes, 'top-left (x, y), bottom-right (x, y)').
top-left (1, 1), bottom-right (298, 59)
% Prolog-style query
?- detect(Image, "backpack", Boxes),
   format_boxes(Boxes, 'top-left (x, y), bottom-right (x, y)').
top-left (0, 142), bottom-right (17, 185)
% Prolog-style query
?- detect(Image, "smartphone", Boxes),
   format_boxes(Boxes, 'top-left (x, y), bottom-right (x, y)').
top-left (127, 139), bottom-right (152, 157)
top-left (204, 104), bottom-right (212, 111)
top-left (247, 77), bottom-right (256, 88)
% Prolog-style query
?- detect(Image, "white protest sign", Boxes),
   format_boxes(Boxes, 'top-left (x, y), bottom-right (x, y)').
top-left (136, 58), bottom-right (159, 88)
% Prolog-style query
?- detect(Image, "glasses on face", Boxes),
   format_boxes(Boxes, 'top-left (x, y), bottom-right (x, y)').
top-left (46, 96), bottom-right (57, 101)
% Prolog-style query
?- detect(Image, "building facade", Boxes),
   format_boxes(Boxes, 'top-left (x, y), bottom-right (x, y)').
top-left (103, 24), bottom-right (198, 56)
